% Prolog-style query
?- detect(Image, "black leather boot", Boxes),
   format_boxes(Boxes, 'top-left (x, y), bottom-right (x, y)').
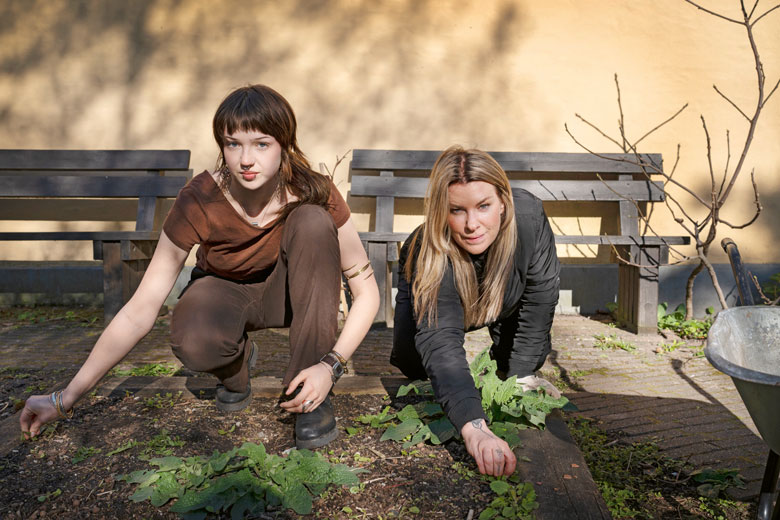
top-left (295, 394), bottom-right (338, 449)
top-left (215, 340), bottom-right (258, 412)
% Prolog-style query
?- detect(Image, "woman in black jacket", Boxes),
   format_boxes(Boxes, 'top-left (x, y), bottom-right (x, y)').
top-left (391, 146), bottom-right (561, 477)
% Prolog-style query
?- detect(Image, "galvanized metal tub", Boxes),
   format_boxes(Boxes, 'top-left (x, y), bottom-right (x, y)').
top-left (705, 306), bottom-right (780, 453)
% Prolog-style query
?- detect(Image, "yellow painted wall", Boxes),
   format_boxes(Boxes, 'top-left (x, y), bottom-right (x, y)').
top-left (1, 0), bottom-right (778, 263)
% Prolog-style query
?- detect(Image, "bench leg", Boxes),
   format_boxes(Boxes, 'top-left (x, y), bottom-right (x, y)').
top-left (100, 242), bottom-right (123, 324)
top-left (96, 240), bottom-right (156, 325)
top-left (617, 245), bottom-right (665, 334)
top-left (368, 242), bottom-right (393, 326)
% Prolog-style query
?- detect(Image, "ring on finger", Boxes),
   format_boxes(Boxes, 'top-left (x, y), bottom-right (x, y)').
top-left (302, 399), bottom-right (314, 413)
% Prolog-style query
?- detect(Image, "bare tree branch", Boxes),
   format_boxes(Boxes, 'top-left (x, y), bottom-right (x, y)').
top-left (763, 76), bottom-right (780, 106)
top-left (713, 84), bottom-right (751, 121)
top-left (752, 3), bottom-right (780, 25)
top-left (720, 169), bottom-right (762, 229)
top-left (700, 116), bottom-right (717, 207)
top-left (565, 0), bottom-right (778, 318)
top-left (568, 117), bottom-right (623, 149)
top-left (718, 130), bottom-right (731, 198)
top-left (614, 74), bottom-right (629, 152)
top-left (751, 273), bottom-right (780, 305)
top-left (683, 0), bottom-right (743, 23)
top-left (634, 103), bottom-right (689, 147)
top-left (748, 0), bottom-right (760, 19)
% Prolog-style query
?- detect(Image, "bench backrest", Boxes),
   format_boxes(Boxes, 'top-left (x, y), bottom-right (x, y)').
top-left (0, 149), bottom-right (191, 231)
top-left (349, 149), bottom-right (663, 239)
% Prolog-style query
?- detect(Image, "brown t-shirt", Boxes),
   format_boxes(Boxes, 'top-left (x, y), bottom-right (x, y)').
top-left (163, 171), bottom-right (350, 281)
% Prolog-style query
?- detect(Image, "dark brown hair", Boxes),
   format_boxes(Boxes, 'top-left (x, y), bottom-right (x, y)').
top-left (212, 84), bottom-right (330, 216)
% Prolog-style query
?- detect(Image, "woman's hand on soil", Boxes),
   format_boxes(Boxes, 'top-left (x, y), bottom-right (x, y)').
top-left (460, 418), bottom-right (517, 476)
top-left (279, 363), bottom-right (333, 413)
top-left (19, 395), bottom-right (59, 439)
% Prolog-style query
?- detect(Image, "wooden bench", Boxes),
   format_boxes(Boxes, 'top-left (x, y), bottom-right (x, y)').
top-left (348, 149), bottom-right (690, 333)
top-left (0, 149), bottom-right (191, 323)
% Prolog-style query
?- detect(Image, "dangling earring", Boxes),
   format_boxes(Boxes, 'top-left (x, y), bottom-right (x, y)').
top-left (218, 158), bottom-right (231, 191)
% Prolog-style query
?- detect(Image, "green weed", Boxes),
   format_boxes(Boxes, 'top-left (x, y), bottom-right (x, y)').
top-left (567, 417), bottom-right (749, 519)
top-left (357, 348), bottom-right (569, 449)
top-left (143, 391), bottom-right (182, 410)
top-left (761, 272), bottom-right (780, 301)
top-left (107, 439), bottom-right (139, 457)
top-left (110, 363), bottom-right (179, 377)
top-left (140, 429), bottom-right (185, 459)
top-left (593, 334), bottom-right (637, 352)
top-left (71, 446), bottom-right (102, 464)
top-left (479, 478), bottom-right (538, 519)
top-left (656, 339), bottom-right (687, 354)
top-left (120, 442), bottom-right (365, 517)
top-left (657, 303), bottom-right (713, 339)
top-left (37, 488), bottom-right (62, 503)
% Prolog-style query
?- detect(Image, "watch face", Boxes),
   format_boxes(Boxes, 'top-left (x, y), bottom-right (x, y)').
top-left (332, 362), bottom-right (344, 378)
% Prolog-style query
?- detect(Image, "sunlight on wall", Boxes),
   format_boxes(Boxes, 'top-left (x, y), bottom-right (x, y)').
top-left (1, 0), bottom-right (778, 262)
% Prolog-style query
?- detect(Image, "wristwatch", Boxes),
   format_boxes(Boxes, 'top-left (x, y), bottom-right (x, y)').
top-left (320, 351), bottom-right (348, 384)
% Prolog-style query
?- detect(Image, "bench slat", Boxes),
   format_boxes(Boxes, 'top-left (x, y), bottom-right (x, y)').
top-left (351, 176), bottom-right (665, 202)
top-left (351, 149), bottom-right (661, 173)
top-left (0, 175), bottom-right (189, 197)
top-left (0, 149), bottom-right (191, 170)
top-left (0, 231), bottom-right (161, 241)
top-left (358, 231), bottom-right (690, 246)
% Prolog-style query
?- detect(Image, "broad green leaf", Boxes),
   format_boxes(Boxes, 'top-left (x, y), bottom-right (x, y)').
top-left (478, 507), bottom-right (498, 520)
top-left (121, 469), bottom-right (160, 487)
top-left (282, 481), bottom-right (312, 514)
top-left (150, 472), bottom-right (181, 507)
top-left (396, 404), bottom-right (420, 421)
top-left (493, 377), bottom-right (517, 405)
top-left (397, 383), bottom-right (419, 397)
top-left (231, 493), bottom-right (263, 520)
top-left (427, 417), bottom-right (456, 444)
top-left (207, 448), bottom-right (236, 473)
top-left (129, 486), bottom-right (154, 503)
top-left (328, 464), bottom-right (364, 486)
top-left (180, 512), bottom-right (207, 520)
top-left (238, 442), bottom-right (267, 465)
top-left (406, 424), bottom-right (432, 447)
top-left (150, 456), bottom-right (184, 472)
top-left (418, 401), bottom-right (444, 418)
top-left (380, 419), bottom-right (422, 442)
top-left (490, 480), bottom-right (511, 495)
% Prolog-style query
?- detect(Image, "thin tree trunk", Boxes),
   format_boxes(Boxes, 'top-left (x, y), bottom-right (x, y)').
top-left (685, 261), bottom-right (705, 319)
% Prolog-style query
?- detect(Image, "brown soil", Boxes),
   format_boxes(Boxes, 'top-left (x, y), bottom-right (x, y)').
top-left (0, 307), bottom-right (759, 519)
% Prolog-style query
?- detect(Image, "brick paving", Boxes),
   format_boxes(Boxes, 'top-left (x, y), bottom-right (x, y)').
top-left (0, 310), bottom-right (770, 501)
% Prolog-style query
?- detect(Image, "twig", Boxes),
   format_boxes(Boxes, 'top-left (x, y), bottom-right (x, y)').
top-left (615, 73), bottom-right (628, 151)
top-left (720, 170), bottom-right (762, 229)
top-left (634, 103), bottom-right (688, 147)
top-left (763, 76), bottom-right (780, 106)
top-left (751, 273), bottom-right (780, 305)
top-left (713, 84), bottom-right (750, 121)
top-left (752, 3), bottom-right (780, 25)
top-left (683, 0), bottom-right (742, 24)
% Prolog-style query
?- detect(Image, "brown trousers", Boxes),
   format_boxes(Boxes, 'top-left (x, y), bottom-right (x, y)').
top-left (170, 205), bottom-right (341, 391)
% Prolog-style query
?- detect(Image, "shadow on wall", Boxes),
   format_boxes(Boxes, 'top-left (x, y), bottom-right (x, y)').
top-left (0, 0), bottom-right (547, 165)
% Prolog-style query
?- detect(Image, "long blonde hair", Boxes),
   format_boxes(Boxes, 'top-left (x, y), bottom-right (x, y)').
top-left (405, 146), bottom-right (517, 328)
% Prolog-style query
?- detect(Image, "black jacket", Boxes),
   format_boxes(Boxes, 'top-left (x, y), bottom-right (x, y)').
top-left (393, 189), bottom-right (560, 432)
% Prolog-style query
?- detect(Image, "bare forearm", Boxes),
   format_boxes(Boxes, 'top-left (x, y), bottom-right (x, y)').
top-left (61, 307), bottom-right (156, 409)
top-left (332, 283), bottom-right (379, 361)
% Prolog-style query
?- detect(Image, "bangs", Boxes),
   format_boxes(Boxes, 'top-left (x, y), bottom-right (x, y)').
top-left (218, 95), bottom-right (272, 137)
